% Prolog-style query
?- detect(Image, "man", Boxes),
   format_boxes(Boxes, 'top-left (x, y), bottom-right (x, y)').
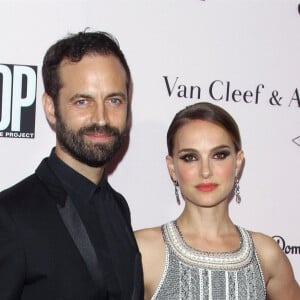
top-left (0, 31), bottom-right (143, 299)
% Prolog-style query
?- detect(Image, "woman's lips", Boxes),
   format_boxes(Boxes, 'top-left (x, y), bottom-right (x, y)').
top-left (196, 183), bottom-right (218, 192)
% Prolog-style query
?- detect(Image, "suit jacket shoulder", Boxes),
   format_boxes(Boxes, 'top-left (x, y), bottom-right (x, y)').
top-left (0, 158), bottom-right (66, 209)
top-left (0, 158), bottom-right (100, 300)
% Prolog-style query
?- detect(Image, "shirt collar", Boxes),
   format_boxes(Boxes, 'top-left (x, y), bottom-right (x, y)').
top-left (47, 148), bottom-right (107, 202)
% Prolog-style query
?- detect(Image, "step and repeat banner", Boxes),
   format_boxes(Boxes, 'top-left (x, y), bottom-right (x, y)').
top-left (1, 0), bottom-right (299, 280)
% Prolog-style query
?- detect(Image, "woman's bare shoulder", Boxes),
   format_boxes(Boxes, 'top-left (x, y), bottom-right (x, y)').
top-left (249, 230), bottom-right (285, 270)
top-left (134, 226), bottom-right (164, 249)
top-left (135, 226), bottom-right (162, 239)
top-left (134, 227), bottom-right (162, 243)
top-left (249, 230), bottom-right (300, 299)
top-left (135, 226), bottom-right (167, 298)
top-left (250, 231), bottom-right (282, 259)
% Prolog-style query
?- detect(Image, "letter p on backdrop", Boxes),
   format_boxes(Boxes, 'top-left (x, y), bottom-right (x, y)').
top-left (0, 64), bottom-right (37, 138)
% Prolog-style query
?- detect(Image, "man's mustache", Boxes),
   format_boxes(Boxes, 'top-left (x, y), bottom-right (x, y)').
top-left (79, 124), bottom-right (120, 137)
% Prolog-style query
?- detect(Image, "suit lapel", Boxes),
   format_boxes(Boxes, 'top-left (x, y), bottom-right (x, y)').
top-left (57, 196), bottom-right (105, 290)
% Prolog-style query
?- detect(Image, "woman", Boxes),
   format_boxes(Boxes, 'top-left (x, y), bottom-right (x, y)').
top-left (135, 102), bottom-right (300, 300)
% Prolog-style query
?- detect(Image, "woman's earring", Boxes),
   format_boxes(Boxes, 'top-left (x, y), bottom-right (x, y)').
top-left (234, 177), bottom-right (241, 204)
top-left (174, 180), bottom-right (180, 205)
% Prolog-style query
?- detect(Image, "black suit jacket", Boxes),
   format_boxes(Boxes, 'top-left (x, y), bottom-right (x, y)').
top-left (0, 159), bottom-right (143, 300)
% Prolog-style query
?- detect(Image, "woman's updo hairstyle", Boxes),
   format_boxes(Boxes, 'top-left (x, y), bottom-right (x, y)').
top-left (167, 102), bottom-right (242, 156)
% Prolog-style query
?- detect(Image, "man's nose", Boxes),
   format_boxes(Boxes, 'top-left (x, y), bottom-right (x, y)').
top-left (92, 102), bottom-right (107, 126)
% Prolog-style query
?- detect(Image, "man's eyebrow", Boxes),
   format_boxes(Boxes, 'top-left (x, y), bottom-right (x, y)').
top-left (70, 93), bottom-right (93, 101)
top-left (69, 92), bottom-right (128, 101)
top-left (106, 92), bottom-right (127, 100)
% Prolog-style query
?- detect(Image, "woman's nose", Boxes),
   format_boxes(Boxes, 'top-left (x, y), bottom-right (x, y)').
top-left (200, 159), bottom-right (212, 179)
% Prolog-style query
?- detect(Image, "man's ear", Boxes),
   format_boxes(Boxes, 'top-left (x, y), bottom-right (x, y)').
top-left (42, 93), bottom-right (56, 131)
top-left (235, 150), bottom-right (245, 177)
top-left (166, 155), bottom-right (177, 182)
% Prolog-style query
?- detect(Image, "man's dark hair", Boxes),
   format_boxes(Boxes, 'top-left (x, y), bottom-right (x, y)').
top-left (42, 30), bottom-right (132, 104)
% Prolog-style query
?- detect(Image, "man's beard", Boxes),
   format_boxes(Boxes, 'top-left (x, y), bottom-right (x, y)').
top-left (55, 115), bottom-right (126, 168)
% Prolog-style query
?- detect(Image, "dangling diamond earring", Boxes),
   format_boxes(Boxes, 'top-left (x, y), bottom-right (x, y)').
top-left (234, 177), bottom-right (241, 204)
top-left (174, 180), bottom-right (180, 205)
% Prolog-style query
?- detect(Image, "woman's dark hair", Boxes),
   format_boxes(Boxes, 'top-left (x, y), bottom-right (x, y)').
top-left (167, 102), bottom-right (242, 156)
top-left (42, 30), bottom-right (131, 105)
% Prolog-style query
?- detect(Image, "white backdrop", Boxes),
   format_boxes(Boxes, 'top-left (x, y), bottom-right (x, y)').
top-left (1, 0), bottom-right (299, 281)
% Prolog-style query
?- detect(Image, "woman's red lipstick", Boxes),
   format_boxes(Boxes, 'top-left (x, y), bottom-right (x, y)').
top-left (196, 183), bottom-right (218, 192)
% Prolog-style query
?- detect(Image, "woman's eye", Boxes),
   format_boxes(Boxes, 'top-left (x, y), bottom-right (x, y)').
top-left (213, 151), bottom-right (230, 160)
top-left (180, 154), bottom-right (197, 162)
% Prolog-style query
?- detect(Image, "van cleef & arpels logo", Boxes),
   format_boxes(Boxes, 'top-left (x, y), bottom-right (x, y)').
top-left (273, 236), bottom-right (300, 255)
top-left (163, 76), bottom-right (300, 109)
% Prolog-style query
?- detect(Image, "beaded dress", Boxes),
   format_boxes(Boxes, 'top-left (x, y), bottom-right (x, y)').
top-left (151, 221), bottom-right (266, 300)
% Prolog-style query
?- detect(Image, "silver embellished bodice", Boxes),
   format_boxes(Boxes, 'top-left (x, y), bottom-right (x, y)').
top-left (151, 221), bottom-right (266, 300)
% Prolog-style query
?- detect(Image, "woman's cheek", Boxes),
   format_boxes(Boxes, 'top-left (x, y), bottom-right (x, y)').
top-left (215, 161), bottom-right (236, 179)
top-left (176, 163), bottom-right (198, 184)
